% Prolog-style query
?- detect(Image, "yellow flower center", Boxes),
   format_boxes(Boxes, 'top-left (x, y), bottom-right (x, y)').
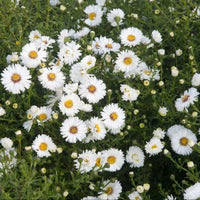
top-left (105, 43), bottom-right (113, 49)
top-left (89, 12), bottom-right (96, 20)
top-left (69, 126), bottom-right (78, 134)
top-left (128, 34), bottom-right (136, 41)
top-left (64, 100), bottom-right (73, 108)
top-left (39, 113), bottom-right (47, 121)
top-left (107, 156), bottom-right (116, 164)
top-left (34, 35), bottom-right (40, 39)
top-left (95, 124), bottom-right (101, 133)
top-left (151, 144), bottom-right (157, 149)
top-left (106, 187), bottom-right (113, 195)
top-left (123, 57), bottom-right (132, 65)
top-left (131, 153), bottom-right (139, 161)
top-left (88, 85), bottom-right (96, 93)
top-left (39, 142), bottom-right (47, 151)
top-left (95, 43), bottom-right (100, 49)
top-left (28, 51), bottom-right (38, 59)
top-left (182, 94), bottom-right (189, 103)
top-left (11, 73), bottom-right (21, 83)
top-left (48, 73), bottom-right (56, 81)
top-left (110, 112), bottom-right (118, 121)
top-left (180, 137), bottom-right (188, 146)
top-left (87, 61), bottom-right (92, 65)
top-left (96, 157), bottom-right (101, 167)
top-left (135, 197), bottom-right (140, 200)
top-left (144, 70), bottom-right (152, 76)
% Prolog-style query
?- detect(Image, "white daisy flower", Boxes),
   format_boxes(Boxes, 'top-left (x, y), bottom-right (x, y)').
top-left (85, 117), bottom-right (106, 142)
top-left (151, 30), bottom-right (162, 43)
top-left (38, 67), bottom-right (65, 91)
top-left (20, 43), bottom-right (47, 68)
top-left (1, 64), bottom-right (31, 94)
top-left (158, 106), bottom-right (168, 117)
top-left (128, 191), bottom-right (142, 200)
top-left (46, 88), bottom-right (63, 107)
top-left (28, 30), bottom-right (42, 42)
top-left (98, 180), bottom-right (122, 200)
top-left (120, 27), bottom-right (144, 47)
top-left (79, 76), bottom-right (106, 104)
top-left (92, 37), bottom-right (104, 54)
top-left (94, 151), bottom-right (107, 171)
top-left (57, 29), bottom-right (75, 47)
top-left (126, 146), bottom-right (145, 168)
top-left (6, 52), bottom-right (19, 63)
top-left (81, 197), bottom-right (99, 200)
top-left (101, 103), bottom-right (125, 134)
top-left (102, 148), bottom-right (124, 172)
top-left (81, 55), bottom-right (96, 69)
top-left (32, 134), bottom-right (57, 158)
top-left (0, 107), bottom-right (6, 116)
top-left (138, 62), bottom-right (160, 81)
top-left (120, 84), bottom-right (140, 102)
top-left (34, 36), bottom-right (55, 50)
top-left (0, 137), bottom-right (13, 149)
top-left (141, 35), bottom-right (151, 45)
top-left (153, 128), bottom-right (165, 139)
top-left (145, 137), bottom-right (164, 156)
top-left (96, 0), bottom-right (106, 6)
top-left (84, 5), bottom-right (103, 27)
top-left (60, 117), bottom-right (87, 143)
top-left (59, 93), bottom-right (81, 116)
top-left (167, 125), bottom-right (197, 155)
top-left (114, 50), bottom-right (140, 77)
top-left (36, 106), bottom-right (52, 123)
top-left (191, 73), bottom-right (200, 86)
top-left (58, 41), bottom-right (81, 65)
top-left (74, 150), bottom-right (97, 173)
top-left (63, 83), bottom-right (79, 94)
top-left (99, 36), bottom-right (121, 54)
top-left (79, 101), bottom-right (93, 112)
top-left (107, 8), bottom-right (125, 27)
top-left (175, 87), bottom-right (199, 112)
top-left (184, 182), bottom-right (200, 200)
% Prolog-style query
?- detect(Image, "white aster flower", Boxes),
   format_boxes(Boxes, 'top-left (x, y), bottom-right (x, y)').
top-left (32, 134), bottom-right (57, 157)
top-left (34, 36), bottom-right (55, 50)
top-left (101, 103), bottom-right (125, 134)
top-left (63, 83), bottom-right (79, 94)
top-left (120, 84), bottom-right (140, 102)
top-left (1, 64), bottom-right (31, 94)
top-left (79, 76), bottom-right (106, 104)
top-left (0, 107), bottom-right (6, 116)
top-left (49, 0), bottom-right (60, 6)
top-left (175, 87), bottom-right (199, 112)
top-left (153, 128), bottom-right (165, 139)
top-left (59, 93), bottom-right (81, 116)
top-left (79, 101), bottom-right (93, 112)
top-left (102, 148), bottom-right (124, 172)
top-left (165, 194), bottom-right (177, 200)
top-left (114, 50), bottom-right (140, 77)
top-left (0, 138), bottom-right (13, 149)
top-left (38, 66), bottom-right (65, 91)
top-left (28, 30), bottom-right (42, 42)
top-left (96, 0), bottom-right (106, 6)
top-left (145, 137), bottom-right (164, 156)
top-left (20, 43), bottom-right (47, 68)
top-left (74, 150), bottom-right (97, 173)
top-left (167, 125), bottom-right (197, 155)
top-left (151, 30), bottom-right (162, 43)
top-left (73, 27), bottom-right (90, 40)
top-left (81, 55), bottom-right (96, 69)
top-left (36, 106), bottom-right (52, 123)
top-left (191, 73), bottom-right (200, 86)
top-left (81, 197), bottom-right (99, 200)
top-left (128, 191), bottom-right (142, 200)
top-left (6, 52), bottom-right (19, 63)
top-left (184, 182), bottom-right (200, 200)
top-left (120, 27), bottom-right (144, 47)
top-left (98, 180), bottom-right (122, 200)
top-left (57, 29), bottom-right (75, 47)
top-left (84, 5), bottom-right (103, 27)
top-left (126, 146), bottom-right (145, 168)
top-left (58, 41), bottom-right (81, 65)
top-left (60, 117), bottom-right (87, 143)
top-left (158, 106), bottom-right (168, 116)
top-left (107, 8), bottom-right (125, 27)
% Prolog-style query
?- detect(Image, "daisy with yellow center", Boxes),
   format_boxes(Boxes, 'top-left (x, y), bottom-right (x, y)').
top-left (84, 5), bottom-right (103, 27)
top-left (38, 67), bottom-right (65, 91)
top-left (167, 125), bottom-right (197, 155)
top-left (1, 64), bottom-right (31, 94)
top-left (32, 134), bottom-right (57, 158)
top-left (36, 106), bottom-right (52, 123)
top-left (101, 103), bottom-right (125, 134)
top-left (102, 148), bottom-right (124, 172)
top-left (20, 43), bottom-right (47, 68)
top-left (60, 117), bottom-right (87, 143)
top-left (59, 94), bottom-right (81, 117)
top-left (120, 27), bottom-right (144, 47)
top-left (98, 180), bottom-right (122, 200)
top-left (145, 137), bottom-right (164, 156)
